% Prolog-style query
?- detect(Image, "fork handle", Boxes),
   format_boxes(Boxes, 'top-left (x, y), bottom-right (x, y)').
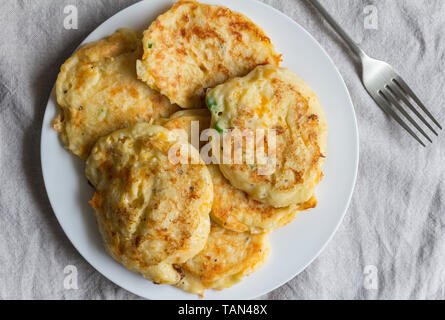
top-left (307, 0), bottom-right (366, 60)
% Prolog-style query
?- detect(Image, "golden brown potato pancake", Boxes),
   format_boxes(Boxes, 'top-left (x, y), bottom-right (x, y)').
top-left (208, 65), bottom-right (327, 208)
top-left (136, 0), bottom-right (281, 108)
top-left (55, 28), bottom-right (178, 159)
top-left (86, 123), bottom-right (212, 285)
top-left (176, 223), bottom-right (270, 295)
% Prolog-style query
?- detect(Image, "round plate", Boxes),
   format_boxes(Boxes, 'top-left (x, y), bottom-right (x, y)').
top-left (41, 0), bottom-right (358, 300)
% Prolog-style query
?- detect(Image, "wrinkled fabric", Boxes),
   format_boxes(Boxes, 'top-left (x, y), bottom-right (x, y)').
top-left (0, 0), bottom-right (444, 300)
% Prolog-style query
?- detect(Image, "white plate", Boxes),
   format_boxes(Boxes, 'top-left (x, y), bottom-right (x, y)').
top-left (41, 0), bottom-right (359, 300)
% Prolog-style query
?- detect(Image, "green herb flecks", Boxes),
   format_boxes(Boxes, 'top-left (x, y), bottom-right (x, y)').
top-left (98, 108), bottom-right (106, 117)
top-left (147, 42), bottom-right (153, 49)
top-left (215, 122), bottom-right (224, 133)
top-left (206, 96), bottom-right (218, 112)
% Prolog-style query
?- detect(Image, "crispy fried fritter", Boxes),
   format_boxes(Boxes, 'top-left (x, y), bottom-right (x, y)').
top-left (55, 28), bottom-right (178, 159)
top-left (176, 223), bottom-right (270, 295)
top-left (136, 0), bottom-right (281, 108)
top-left (208, 65), bottom-right (327, 208)
top-left (86, 123), bottom-right (212, 285)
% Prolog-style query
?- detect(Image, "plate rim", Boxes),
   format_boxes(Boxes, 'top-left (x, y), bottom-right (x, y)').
top-left (40, 0), bottom-right (359, 300)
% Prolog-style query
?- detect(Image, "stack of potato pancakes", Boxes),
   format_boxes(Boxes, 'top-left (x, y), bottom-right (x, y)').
top-left (54, 0), bottom-right (327, 296)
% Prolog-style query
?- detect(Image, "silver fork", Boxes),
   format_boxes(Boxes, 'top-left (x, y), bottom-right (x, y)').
top-left (308, 0), bottom-right (441, 146)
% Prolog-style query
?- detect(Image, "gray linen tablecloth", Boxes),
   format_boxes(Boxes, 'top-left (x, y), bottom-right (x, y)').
top-left (1, 0), bottom-right (444, 299)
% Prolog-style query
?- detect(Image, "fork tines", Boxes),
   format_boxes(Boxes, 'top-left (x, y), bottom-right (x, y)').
top-left (374, 76), bottom-right (441, 147)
